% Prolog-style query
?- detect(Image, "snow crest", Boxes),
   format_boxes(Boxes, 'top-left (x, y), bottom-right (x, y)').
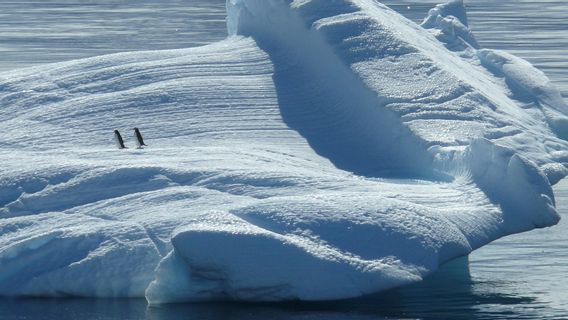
top-left (0, 0), bottom-right (566, 303)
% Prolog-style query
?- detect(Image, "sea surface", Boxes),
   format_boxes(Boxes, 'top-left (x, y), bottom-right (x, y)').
top-left (1, 1), bottom-right (567, 319)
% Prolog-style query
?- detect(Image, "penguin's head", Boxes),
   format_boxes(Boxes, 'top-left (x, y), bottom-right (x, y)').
top-left (133, 127), bottom-right (139, 131)
top-left (114, 130), bottom-right (120, 134)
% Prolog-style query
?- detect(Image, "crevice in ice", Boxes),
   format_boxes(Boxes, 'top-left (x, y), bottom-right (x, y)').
top-left (141, 225), bottom-right (171, 258)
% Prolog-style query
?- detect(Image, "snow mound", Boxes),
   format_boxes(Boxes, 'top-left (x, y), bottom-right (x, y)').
top-left (0, 0), bottom-right (566, 303)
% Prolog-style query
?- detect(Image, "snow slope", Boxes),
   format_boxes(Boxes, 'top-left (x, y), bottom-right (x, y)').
top-left (1, 0), bottom-right (567, 303)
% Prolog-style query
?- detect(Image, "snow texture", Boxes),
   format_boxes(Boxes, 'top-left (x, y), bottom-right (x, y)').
top-left (1, 0), bottom-right (567, 303)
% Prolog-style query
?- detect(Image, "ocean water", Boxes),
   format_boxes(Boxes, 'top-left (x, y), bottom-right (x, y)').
top-left (0, 0), bottom-right (227, 72)
top-left (0, 1), bottom-right (567, 319)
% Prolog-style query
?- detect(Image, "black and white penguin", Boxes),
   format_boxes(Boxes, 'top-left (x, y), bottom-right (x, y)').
top-left (114, 130), bottom-right (127, 149)
top-left (133, 127), bottom-right (147, 148)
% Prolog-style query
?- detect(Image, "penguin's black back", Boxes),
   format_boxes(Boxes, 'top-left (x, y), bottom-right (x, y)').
top-left (134, 127), bottom-right (146, 146)
top-left (114, 130), bottom-right (127, 149)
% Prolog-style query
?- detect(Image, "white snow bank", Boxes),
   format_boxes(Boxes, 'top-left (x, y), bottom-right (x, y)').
top-left (0, 0), bottom-right (566, 303)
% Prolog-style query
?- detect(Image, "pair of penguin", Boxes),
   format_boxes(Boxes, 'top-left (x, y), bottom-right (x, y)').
top-left (114, 128), bottom-right (146, 149)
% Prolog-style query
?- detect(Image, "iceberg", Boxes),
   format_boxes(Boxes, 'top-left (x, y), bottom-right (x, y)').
top-left (1, 0), bottom-right (566, 303)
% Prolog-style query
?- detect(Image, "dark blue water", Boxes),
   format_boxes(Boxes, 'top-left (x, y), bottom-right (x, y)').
top-left (1, 1), bottom-right (567, 319)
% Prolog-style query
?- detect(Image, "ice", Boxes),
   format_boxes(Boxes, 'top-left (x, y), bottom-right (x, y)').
top-left (477, 48), bottom-right (568, 139)
top-left (1, 0), bottom-right (567, 303)
top-left (421, 0), bottom-right (479, 49)
top-left (422, 0), bottom-right (469, 28)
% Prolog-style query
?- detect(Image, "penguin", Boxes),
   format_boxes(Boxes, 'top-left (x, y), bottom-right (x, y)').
top-left (114, 130), bottom-right (127, 149)
top-left (133, 127), bottom-right (147, 148)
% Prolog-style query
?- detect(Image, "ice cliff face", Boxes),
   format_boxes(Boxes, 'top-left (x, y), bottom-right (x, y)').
top-left (1, 0), bottom-right (567, 303)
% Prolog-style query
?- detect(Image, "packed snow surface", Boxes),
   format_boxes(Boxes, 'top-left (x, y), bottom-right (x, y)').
top-left (1, 0), bottom-right (567, 303)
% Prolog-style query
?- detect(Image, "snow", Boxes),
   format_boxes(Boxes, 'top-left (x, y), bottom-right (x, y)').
top-left (1, 0), bottom-right (567, 303)
top-left (421, 0), bottom-right (479, 49)
top-left (477, 48), bottom-right (568, 140)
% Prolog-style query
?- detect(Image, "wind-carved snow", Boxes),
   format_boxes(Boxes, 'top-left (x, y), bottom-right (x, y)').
top-left (0, 0), bottom-right (567, 303)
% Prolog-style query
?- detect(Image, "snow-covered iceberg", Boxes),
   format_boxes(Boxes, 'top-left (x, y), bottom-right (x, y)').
top-left (1, 0), bottom-right (567, 303)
